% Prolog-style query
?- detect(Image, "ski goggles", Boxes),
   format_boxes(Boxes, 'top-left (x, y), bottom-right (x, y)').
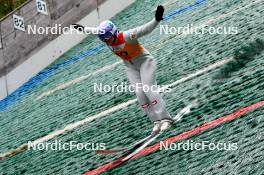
top-left (98, 31), bottom-right (113, 41)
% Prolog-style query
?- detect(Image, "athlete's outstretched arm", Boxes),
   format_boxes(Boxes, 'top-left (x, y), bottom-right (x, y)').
top-left (124, 5), bottom-right (164, 42)
top-left (131, 18), bottom-right (159, 38)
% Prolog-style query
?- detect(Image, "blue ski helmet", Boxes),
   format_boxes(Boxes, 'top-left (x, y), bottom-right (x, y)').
top-left (98, 20), bottom-right (117, 40)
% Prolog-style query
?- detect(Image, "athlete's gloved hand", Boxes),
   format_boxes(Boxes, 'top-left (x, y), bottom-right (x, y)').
top-left (155, 5), bottom-right (164, 22)
top-left (71, 24), bottom-right (85, 32)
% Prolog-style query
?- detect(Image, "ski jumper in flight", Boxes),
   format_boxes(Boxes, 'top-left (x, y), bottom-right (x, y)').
top-left (72, 6), bottom-right (172, 134)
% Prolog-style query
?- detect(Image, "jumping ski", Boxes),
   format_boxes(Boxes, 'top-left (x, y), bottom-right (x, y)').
top-left (96, 101), bottom-right (197, 155)
top-left (96, 132), bottom-right (157, 154)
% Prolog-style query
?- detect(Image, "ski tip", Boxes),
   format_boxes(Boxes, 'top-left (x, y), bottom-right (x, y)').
top-left (122, 156), bottom-right (132, 162)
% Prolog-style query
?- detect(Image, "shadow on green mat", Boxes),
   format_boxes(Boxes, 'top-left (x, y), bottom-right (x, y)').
top-left (216, 38), bottom-right (264, 79)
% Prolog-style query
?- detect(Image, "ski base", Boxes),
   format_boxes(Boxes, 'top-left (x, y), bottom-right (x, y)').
top-left (96, 134), bottom-right (154, 154)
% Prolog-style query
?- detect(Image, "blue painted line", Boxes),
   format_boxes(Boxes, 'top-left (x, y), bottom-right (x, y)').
top-left (0, 44), bottom-right (106, 112)
top-left (163, 0), bottom-right (208, 21)
top-left (0, 0), bottom-right (208, 112)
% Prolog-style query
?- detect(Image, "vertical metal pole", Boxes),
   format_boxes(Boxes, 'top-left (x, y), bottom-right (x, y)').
top-left (0, 22), bottom-right (2, 49)
top-left (96, 0), bottom-right (100, 22)
top-left (0, 21), bottom-right (8, 96)
top-left (45, 0), bottom-right (53, 40)
top-left (5, 72), bottom-right (9, 96)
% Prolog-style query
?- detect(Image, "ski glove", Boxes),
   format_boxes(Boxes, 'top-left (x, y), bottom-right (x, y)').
top-left (155, 5), bottom-right (164, 22)
top-left (71, 24), bottom-right (85, 32)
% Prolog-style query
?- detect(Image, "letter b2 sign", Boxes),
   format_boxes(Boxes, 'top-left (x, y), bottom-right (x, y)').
top-left (13, 14), bottom-right (25, 31)
top-left (36, 0), bottom-right (48, 15)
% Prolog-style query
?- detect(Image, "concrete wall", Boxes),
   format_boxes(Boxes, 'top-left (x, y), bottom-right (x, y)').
top-left (0, 0), bottom-right (135, 100)
top-left (0, 0), bottom-right (106, 77)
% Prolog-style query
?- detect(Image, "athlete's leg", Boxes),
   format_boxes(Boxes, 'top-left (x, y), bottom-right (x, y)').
top-left (140, 56), bottom-right (172, 122)
top-left (125, 66), bottom-right (157, 122)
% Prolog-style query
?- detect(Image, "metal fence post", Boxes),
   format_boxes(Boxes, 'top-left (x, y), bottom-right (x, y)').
top-left (0, 22), bottom-right (2, 49)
